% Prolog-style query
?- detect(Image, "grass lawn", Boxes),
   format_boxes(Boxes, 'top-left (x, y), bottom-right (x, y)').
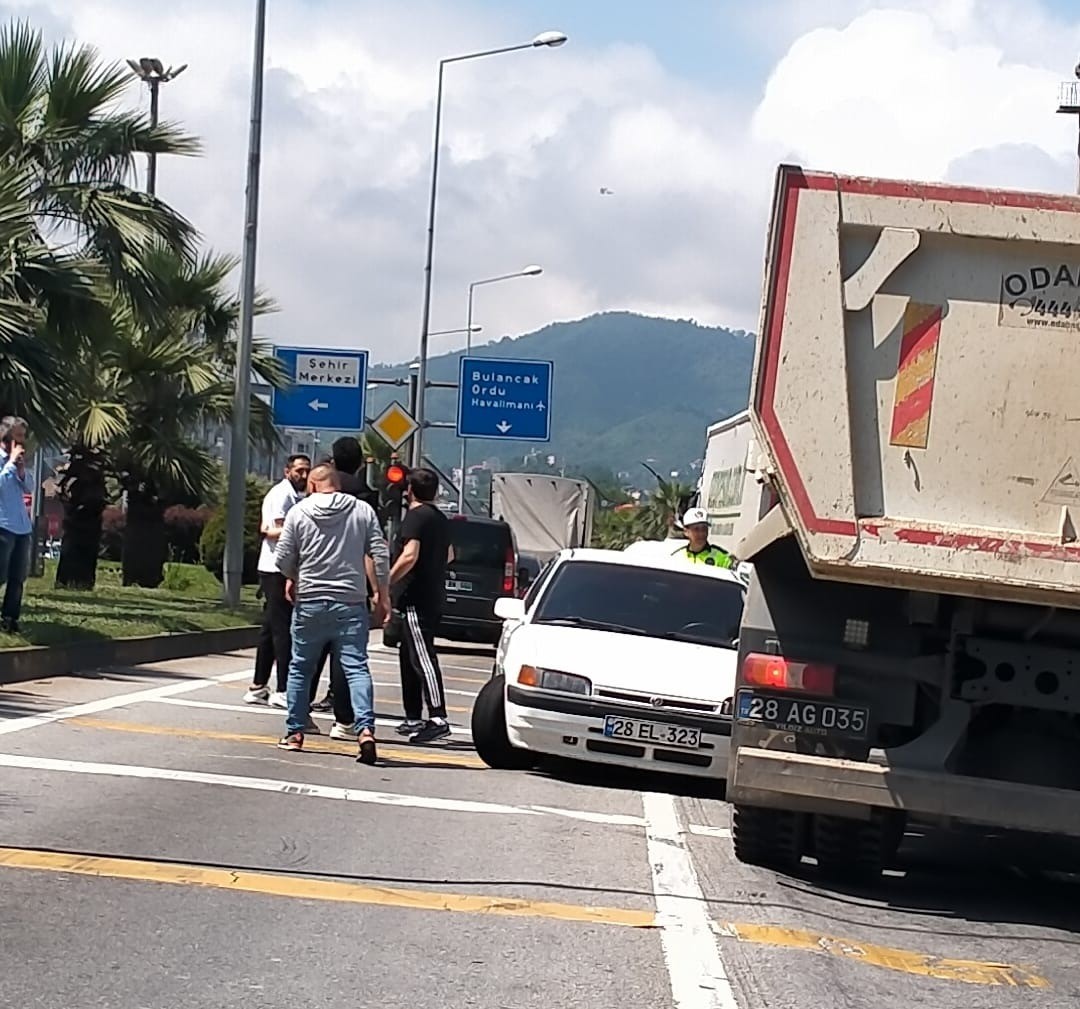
top-left (0, 560), bottom-right (261, 650)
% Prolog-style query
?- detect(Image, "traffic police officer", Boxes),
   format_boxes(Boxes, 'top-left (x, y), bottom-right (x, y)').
top-left (673, 507), bottom-right (735, 568)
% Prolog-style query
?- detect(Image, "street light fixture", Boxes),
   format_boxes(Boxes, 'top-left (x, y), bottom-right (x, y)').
top-left (430, 325), bottom-right (483, 337)
top-left (126, 57), bottom-right (188, 195)
top-left (411, 31), bottom-right (567, 468)
top-left (458, 265), bottom-right (544, 511)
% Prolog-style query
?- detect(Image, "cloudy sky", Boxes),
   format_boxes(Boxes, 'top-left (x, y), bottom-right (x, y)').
top-left (9, 0), bottom-right (1080, 363)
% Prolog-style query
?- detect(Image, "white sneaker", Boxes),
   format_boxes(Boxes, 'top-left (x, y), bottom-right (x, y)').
top-left (304, 717), bottom-right (322, 735)
top-left (243, 686), bottom-right (270, 705)
top-left (329, 722), bottom-right (358, 741)
top-left (268, 692), bottom-right (287, 709)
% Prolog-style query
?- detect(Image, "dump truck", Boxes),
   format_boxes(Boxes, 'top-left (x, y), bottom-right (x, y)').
top-left (728, 164), bottom-right (1080, 880)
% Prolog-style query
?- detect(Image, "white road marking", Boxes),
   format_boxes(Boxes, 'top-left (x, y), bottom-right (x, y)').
top-left (687, 824), bottom-right (732, 840)
top-left (0, 670), bottom-right (251, 737)
top-left (152, 697), bottom-right (473, 737)
top-left (369, 656), bottom-right (489, 677)
top-left (642, 791), bottom-right (739, 1009)
top-left (0, 753), bottom-right (646, 827)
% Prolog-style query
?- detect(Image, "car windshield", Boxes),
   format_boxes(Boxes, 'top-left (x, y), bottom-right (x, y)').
top-left (533, 560), bottom-right (744, 649)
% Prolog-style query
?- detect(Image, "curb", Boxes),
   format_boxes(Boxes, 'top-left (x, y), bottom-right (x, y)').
top-left (0, 625), bottom-right (260, 688)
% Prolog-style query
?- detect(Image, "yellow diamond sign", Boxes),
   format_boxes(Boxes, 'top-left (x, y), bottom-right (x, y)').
top-left (372, 401), bottom-right (419, 450)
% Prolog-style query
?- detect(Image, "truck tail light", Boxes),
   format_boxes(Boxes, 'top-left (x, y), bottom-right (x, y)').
top-left (742, 653), bottom-right (836, 696)
top-left (504, 545), bottom-right (516, 594)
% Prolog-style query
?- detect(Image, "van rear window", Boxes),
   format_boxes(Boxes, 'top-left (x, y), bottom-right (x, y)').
top-left (448, 523), bottom-right (511, 567)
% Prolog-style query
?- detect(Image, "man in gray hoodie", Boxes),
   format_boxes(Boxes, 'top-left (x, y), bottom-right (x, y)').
top-left (274, 464), bottom-right (389, 763)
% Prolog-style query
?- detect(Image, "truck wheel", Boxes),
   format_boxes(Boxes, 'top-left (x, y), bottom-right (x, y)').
top-left (471, 675), bottom-right (537, 770)
top-left (812, 811), bottom-right (903, 883)
top-left (732, 804), bottom-right (803, 870)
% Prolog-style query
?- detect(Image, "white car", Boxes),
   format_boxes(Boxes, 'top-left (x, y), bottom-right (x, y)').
top-left (471, 548), bottom-right (744, 780)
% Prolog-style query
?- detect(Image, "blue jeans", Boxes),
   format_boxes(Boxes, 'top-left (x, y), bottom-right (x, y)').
top-left (286, 600), bottom-right (373, 736)
top-left (0, 529), bottom-right (30, 623)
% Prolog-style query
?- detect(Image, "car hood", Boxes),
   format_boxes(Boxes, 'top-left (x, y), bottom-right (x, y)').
top-left (511, 623), bottom-right (736, 704)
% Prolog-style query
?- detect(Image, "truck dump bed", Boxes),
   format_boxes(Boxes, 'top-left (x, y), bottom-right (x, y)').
top-left (751, 165), bottom-right (1080, 607)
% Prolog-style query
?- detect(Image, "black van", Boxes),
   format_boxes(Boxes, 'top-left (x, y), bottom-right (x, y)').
top-left (439, 515), bottom-right (518, 644)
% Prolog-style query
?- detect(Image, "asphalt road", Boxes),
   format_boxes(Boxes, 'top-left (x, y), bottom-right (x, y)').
top-left (1, 638), bottom-right (1078, 1008)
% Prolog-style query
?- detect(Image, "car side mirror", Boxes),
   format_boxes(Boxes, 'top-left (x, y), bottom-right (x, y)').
top-left (494, 596), bottom-right (526, 621)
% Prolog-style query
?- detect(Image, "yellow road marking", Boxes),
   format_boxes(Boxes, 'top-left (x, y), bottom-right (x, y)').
top-left (69, 718), bottom-right (485, 769)
top-left (0, 847), bottom-right (655, 928)
top-left (0, 842), bottom-right (1050, 986)
top-left (721, 922), bottom-right (1049, 989)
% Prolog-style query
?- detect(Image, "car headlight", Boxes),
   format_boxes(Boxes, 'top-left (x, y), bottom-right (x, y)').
top-left (516, 665), bottom-right (591, 695)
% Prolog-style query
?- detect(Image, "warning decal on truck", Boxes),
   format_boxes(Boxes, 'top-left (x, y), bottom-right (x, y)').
top-left (889, 302), bottom-right (942, 449)
top-left (999, 266), bottom-right (1080, 333)
top-left (1042, 457), bottom-right (1080, 506)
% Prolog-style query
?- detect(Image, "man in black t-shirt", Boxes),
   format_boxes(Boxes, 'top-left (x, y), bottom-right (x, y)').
top-left (388, 467), bottom-right (451, 744)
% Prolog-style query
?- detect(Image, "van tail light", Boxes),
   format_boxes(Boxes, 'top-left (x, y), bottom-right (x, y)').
top-left (742, 653), bottom-right (836, 696)
top-left (503, 545), bottom-right (516, 595)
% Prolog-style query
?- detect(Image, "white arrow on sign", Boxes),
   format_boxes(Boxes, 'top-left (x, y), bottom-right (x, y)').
top-left (308, 399), bottom-right (329, 412)
top-left (496, 420), bottom-right (512, 434)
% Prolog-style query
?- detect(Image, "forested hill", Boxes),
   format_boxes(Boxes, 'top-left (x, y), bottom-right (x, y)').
top-left (368, 311), bottom-right (755, 475)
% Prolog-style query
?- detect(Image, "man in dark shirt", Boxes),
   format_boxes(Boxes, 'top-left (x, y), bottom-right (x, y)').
top-left (388, 467), bottom-right (451, 744)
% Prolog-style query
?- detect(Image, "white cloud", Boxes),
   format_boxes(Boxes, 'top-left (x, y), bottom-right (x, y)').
top-left (2, 0), bottom-right (1080, 366)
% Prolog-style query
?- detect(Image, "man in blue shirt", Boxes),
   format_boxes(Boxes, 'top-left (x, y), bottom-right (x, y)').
top-left (0, 416), bottom-right (32, 633)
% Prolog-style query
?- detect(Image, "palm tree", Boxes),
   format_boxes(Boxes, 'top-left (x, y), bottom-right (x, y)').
top-left (638, 464), bottom-right (695, 541)
top-left (59, 247), bottom-right (284, 589)
top-left (0, 20), bottom-right (201, 587)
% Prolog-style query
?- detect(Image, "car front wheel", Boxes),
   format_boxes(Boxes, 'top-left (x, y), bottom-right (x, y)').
top-left (471, 675), bottom-right (538, 770)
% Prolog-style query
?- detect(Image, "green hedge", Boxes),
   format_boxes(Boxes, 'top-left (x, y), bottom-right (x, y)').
top-left (199, 475), bottom-right (272, 585)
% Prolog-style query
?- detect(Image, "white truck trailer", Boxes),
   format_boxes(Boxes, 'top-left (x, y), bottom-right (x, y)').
top-left (729, 164), bottom-right (1080, 881)
top-left (699, 410), bottom-right (775, 556)
top-left (490, 473), bottom-right (595, 564)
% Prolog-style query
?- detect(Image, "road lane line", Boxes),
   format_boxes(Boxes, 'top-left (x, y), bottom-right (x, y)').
top-left (642, 791), bottom-right (739, 1009)
top-left (0, 847), bottom-right (656, 928)
top-left (152, 697), bottom-right (474, 729)
top-left (0, 753), bottom-right (647, 826)
top-left (687, 825), bottom-right (732, 840)
top-left (0, 669), bottom-right (251, 737)
top-left (717, 923), bottom-right (1049, 989)
top-left (67, 718), bottom-right (482, 767)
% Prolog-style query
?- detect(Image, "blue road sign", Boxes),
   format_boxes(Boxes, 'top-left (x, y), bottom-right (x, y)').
top-left (272, 346), bottom-right (368, 431)
top-left (457, 356), bottom-right (553, 442)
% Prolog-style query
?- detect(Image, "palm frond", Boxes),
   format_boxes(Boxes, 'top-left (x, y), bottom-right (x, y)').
top-left (0, 22), bottom-right (44, 157)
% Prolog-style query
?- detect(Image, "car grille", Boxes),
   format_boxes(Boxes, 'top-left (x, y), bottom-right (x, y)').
top-left (593, 687), bottom-right (722, 715)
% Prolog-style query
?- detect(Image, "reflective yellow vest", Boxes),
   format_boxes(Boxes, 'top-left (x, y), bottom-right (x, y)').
top-left (673, 543), bottom-right (735, 569)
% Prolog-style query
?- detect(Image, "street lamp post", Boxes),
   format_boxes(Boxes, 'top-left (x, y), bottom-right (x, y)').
top-left (222, 0), bottom-right (268, 607)
top-left (126, 57), bottom-right (188, 196)
top-left (411, 30), bottom-right (567, 468)
top-left (458, 266), bottom-right (543, 511)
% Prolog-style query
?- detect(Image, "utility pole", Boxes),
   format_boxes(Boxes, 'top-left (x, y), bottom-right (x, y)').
top-left (1057, 62), bottom-right (1080, 196)
top-left (223, 0), bottom-right (268, 607)
top-left (126, 58), bottom-right (187, 196)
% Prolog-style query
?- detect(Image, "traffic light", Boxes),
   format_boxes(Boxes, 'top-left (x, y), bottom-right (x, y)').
top-left (379, 456), bottom-right (409, 530)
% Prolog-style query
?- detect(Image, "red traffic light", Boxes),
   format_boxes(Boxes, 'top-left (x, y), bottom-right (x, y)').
top-left (386, 464), bottom-right (407, 485)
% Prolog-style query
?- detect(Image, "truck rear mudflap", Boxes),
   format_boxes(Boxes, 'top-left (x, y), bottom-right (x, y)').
top-left (733, 747), bottom-right (1080, 837)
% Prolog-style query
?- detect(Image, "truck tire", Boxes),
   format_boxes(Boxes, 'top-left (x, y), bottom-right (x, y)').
top-left (812, 810), bottom-right (903, 883)
top-left (732, 804), bottom-right (802, 870)
top-left (471, 675), bottom-right (537, 770)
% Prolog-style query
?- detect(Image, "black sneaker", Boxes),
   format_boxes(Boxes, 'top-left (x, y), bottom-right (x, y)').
top-left (409, 720), bottom-right (451, 745)
top-left (277, 731), bottom-right (303, 751)
top-left (396, 719), bottom-right (425, 736)
top-left (311, 695), bottom-right (333, 713)
top-left (356, 732), bottom-right (377, 766)
top-left (1, 618), bottom-right (18, 634)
